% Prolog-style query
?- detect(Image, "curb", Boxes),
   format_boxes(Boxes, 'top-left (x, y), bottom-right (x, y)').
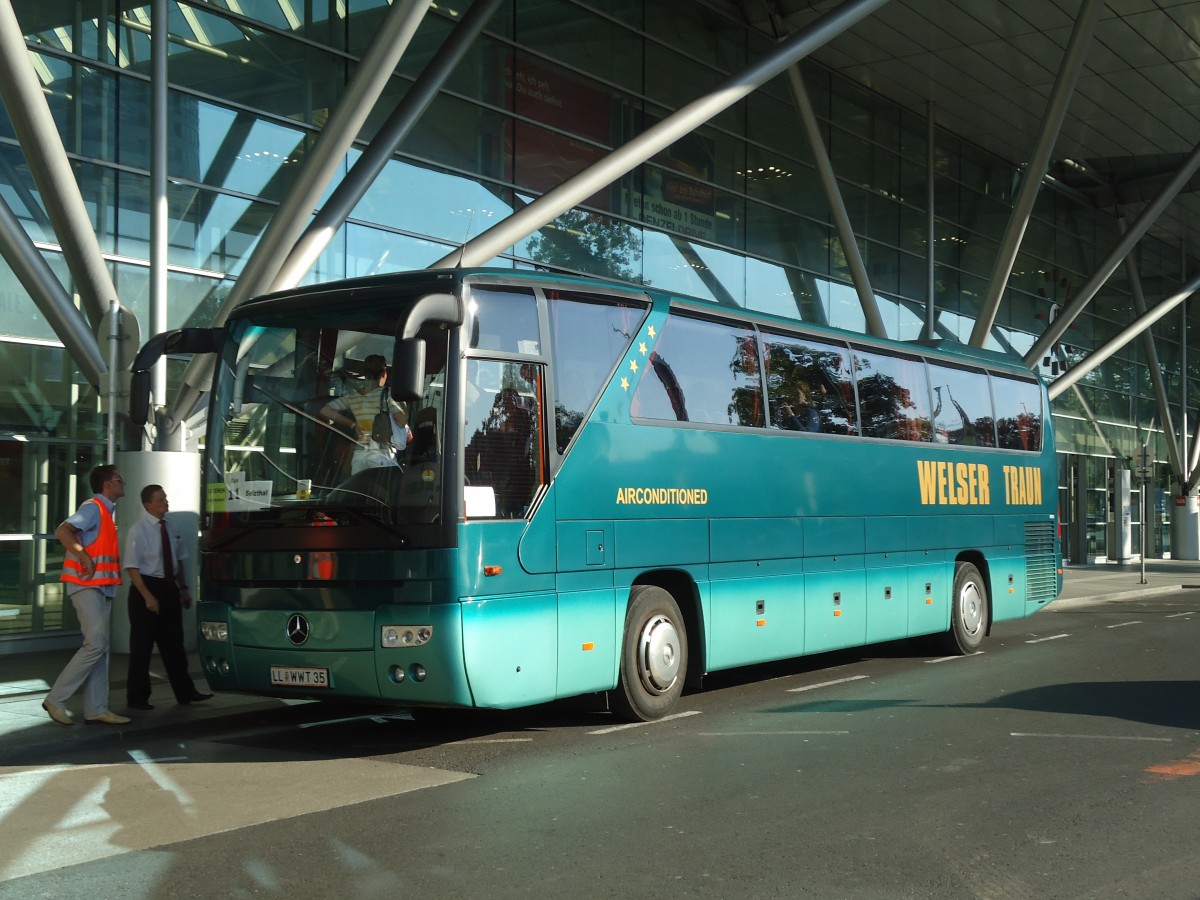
top-left (1047, 584), bottom-right (1200, 611)
top-left (0, 698), bottom-right (310, 765)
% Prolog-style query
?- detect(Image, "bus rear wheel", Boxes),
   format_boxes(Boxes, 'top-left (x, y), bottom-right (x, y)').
top-left (610, 585), bottom-right (688, 722)
top-left (941, 561), bottom-right (988, 654)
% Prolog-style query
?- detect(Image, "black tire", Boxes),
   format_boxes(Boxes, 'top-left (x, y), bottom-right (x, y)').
top-left (941, 561), bottom-right (988, 654)
top-left (609, 585), bottom-right (688, 722)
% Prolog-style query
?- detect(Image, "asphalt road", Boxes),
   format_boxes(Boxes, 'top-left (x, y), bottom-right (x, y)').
top-left (3, 591), bottom-right (1200, 899)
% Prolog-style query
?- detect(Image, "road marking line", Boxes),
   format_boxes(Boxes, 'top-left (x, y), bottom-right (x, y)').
top-left (786, 675), bottom-right (869, 693)
top-left (129, 749), bottom-right (194, 808)
top-left (926, 652), bottom-right (984, 664)
top-left (1166, 611), bottom-right (1196, 618)
top-left (698, 731), bottom-right (850, 736)
top-left (1011, 732), bottom-right (1172, 742)
top-left (1107, 621), bottom-right (1142, 629)
top-left (446, 738), bottom-right (534, 745)
top-left (589, 710), bottom-right (701, 735)
top-left (1026, 633), bottom-right (1070, 643)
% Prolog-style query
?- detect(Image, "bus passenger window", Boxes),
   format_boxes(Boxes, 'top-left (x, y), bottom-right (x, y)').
top-left (762, 332), bottom-right (856, 435)
top-left (468, 285), bottom-right (540, 354)
top-left (929, 363), bottom-right (996, 446)
top-left (547, 292), bottom-right (646, 453)
top-left (464, 360), bottom-right (545, 518)
top-left (994, 375), bottom-right (1042, 451)
top-left (632, 314), bottom-right (763, 427)
top-left (853, 348), bottom-right (932, 442)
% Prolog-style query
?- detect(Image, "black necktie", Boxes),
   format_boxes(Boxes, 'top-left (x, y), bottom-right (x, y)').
top-left (160, 518), bottom-right (174, 579)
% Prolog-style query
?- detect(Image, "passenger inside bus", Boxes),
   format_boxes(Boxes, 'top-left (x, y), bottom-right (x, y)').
top-left (465, 387), bottom-right (536, 518)
top-left (777, 382), bottom-right (821, 433)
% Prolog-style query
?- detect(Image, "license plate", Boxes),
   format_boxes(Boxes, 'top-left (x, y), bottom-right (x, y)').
top-left (270, 666), bottom-right (330, 688)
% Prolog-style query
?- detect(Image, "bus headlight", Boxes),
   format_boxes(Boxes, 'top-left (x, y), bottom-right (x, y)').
top-left (201, 621), bottom-right (229, 642)
top-left (381, 625), bottom-right (433, 648)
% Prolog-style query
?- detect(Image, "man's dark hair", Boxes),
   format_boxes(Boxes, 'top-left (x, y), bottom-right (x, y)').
top-left (363, 354), bottom-right (387, 378)
top-left (90, 464), bottom-right (119, 494)
top-left (140, 483), bottom-right (164, 505)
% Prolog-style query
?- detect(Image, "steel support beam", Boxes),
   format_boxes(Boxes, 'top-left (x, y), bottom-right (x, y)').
top-left (970, 0), bottom-right (1102, 348)
top-left (784, 63), bottom-right (886, 338)
top-left (0, 0), bottom-right (119, 331)
top-left (0, 195), bottom-right (107, 387)
top-left (1025, 141), bottom-right (1200, 368)
top-left (1047, 272), bottom-right (1200, 401)
top-left (270, 0), bottom-right (502, 294)
top-left (1068, 379), bottom-right (1118, 458)
top-left (1120, 218), bottom-right (1184, 484)
top-left (925, 100), bottom-right (936, 341)
top-left (430, 0), bottom-right (890, 270)
top-left (151, 0), bottom-right (169, 421)
top-left (166, 0), bottom-right (432, 427)
top-left (667, 236), bottom-right (740, 308)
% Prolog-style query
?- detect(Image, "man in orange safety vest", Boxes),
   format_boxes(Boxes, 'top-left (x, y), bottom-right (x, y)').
top-left (42, 464), bottom-right (132, 726)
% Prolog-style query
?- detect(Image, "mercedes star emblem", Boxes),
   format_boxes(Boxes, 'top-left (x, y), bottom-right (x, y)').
top-left (286, 613), bottom-right (310, 646)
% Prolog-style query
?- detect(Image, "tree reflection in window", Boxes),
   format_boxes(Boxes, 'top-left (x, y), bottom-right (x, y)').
top-left (928, 363), bottom-right (996, 446)
top-left (762, 332), bottom-right (856, 434)
top-left (994, 376), bottom-right (1042, 451)
top-left (853, 348), bottom-right (931, 442)
top-left (633, 314), bottom-right (762, 426)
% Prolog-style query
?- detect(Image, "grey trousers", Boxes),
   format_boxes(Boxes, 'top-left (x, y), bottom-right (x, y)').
top-left (47, 587), bottom-right (112, 717)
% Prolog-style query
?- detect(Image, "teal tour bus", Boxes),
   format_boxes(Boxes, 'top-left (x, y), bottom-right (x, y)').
top-left (132, 268), bottom-right (1061, 721)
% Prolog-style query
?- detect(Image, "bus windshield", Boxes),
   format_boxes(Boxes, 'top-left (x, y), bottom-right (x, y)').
top-left (207, 300), bottom-right (449, 545)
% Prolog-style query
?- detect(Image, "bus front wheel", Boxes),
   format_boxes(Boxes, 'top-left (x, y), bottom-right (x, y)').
top-left (942, 561), bottom-right (988, 654)
top-left (610, 586), bottom-right (688, 722)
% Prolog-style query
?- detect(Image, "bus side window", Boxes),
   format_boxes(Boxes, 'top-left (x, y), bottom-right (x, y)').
top-left (853, 348), bottom-right (932, 442)
top-left (994, 375), bottom-right (1042, 451)
top-left (632, 313), bottom-right (762, 427)
top-left (762, 332), bottom-right (855, 435)
top-left (546, 293), bottom-right (646, 452)
top-left (929, 363), bottom-right (995, 446)
top-left (464, 360), bottom-right (545, 518)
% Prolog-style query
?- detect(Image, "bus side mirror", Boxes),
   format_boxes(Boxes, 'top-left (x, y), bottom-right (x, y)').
top-left (391, 337), bottom-right (426, 403)
top-left (391, 291), bottom-right (460, 402)
top-left (130, 368), bottom-right (153, 426)
top-left (129, 327), bottom-right (226, 426)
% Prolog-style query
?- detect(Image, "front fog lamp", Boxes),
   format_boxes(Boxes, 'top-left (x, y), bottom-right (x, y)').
top-left (381, 624), bottom-right (433, 648)
top-left (201, 621), bottom-right (229, 642)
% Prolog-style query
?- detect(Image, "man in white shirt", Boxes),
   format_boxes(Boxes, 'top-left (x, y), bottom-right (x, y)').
top-left (123, 484), bottom-right (212, 710)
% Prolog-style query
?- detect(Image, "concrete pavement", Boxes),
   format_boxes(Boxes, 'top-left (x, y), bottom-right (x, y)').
top-left (2, 559), bottom-right (1198, 762)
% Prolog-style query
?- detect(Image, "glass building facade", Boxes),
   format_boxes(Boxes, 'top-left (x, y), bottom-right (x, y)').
top-left (1, 0), bottom-right (1195, 645)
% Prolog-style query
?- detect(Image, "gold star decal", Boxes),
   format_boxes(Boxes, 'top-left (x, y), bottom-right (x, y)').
top-left (639, 341), bottom-right (647, 355)
top-left (647, 325), bottom-right (656, 338)
top-left (629, 359), bottom-right (639, 373)
top-left (620, 376), bottom-right (630, 390)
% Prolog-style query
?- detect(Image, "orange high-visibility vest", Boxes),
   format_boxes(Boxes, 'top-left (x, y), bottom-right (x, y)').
top-left (61, 498), bottom-right (121, 588)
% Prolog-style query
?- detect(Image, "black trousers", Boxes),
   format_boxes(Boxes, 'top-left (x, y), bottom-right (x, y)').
top-left (126, 575), bottom-right (197, 704)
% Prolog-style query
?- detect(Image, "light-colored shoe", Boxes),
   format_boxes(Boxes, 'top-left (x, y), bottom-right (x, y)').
top-left (84, 710), bottom-right (131, 725)
top-left (42, 699), bottom-right (73, 725)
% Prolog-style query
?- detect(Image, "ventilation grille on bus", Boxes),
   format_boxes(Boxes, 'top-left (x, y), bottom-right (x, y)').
top-left (1024, 520), bottom-right (1057, 603)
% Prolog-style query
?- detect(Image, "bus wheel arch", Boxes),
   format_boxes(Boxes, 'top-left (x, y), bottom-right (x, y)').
top-left (610, 578), bottom-right (695, 721)
top-left (941, 554), bottom-right (990, 654)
